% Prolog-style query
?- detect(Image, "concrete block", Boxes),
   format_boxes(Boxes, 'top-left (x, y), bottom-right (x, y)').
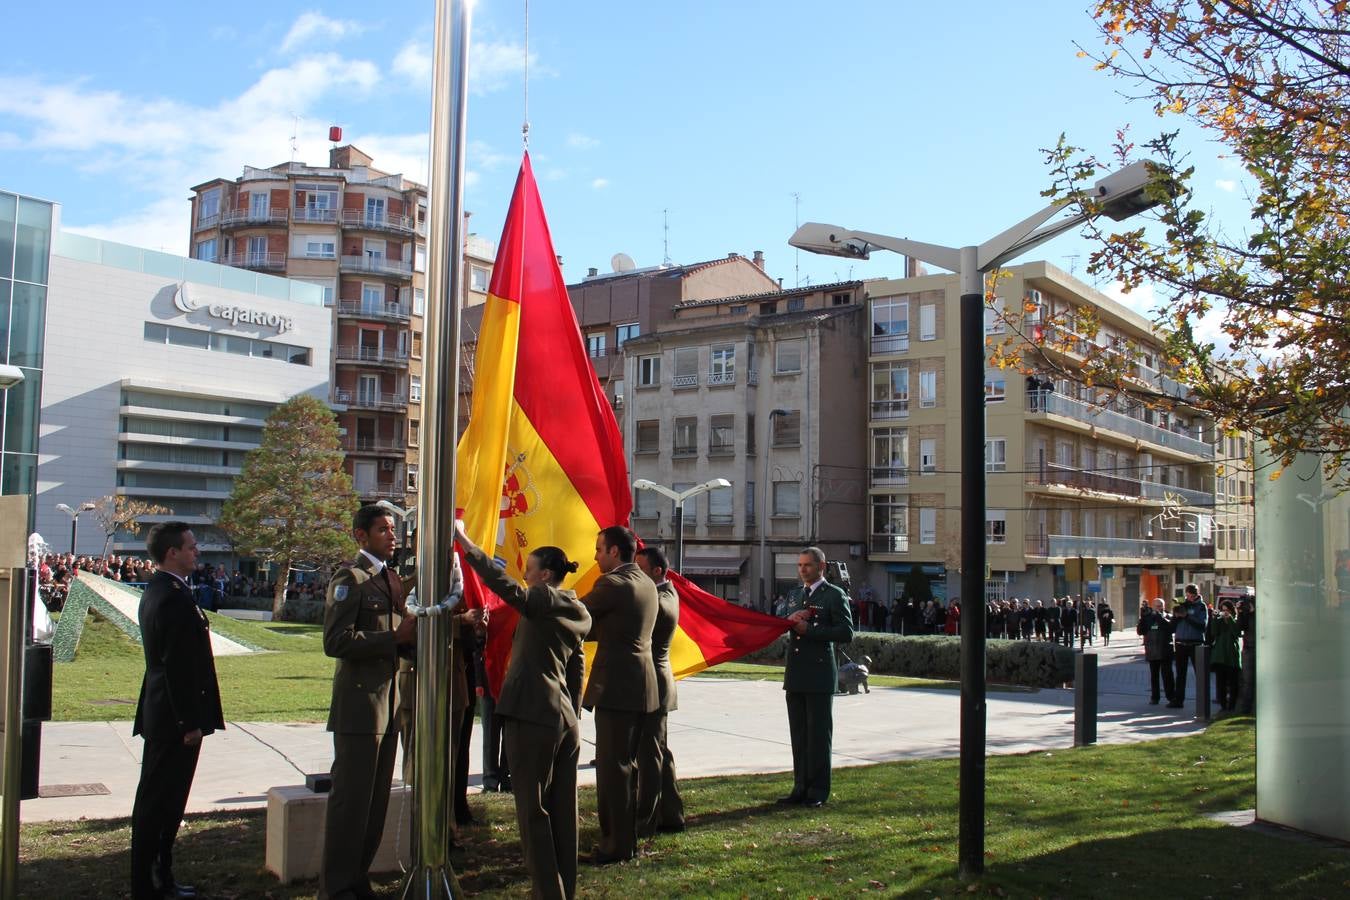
top-left (265, 783), bottom-right (413, 884)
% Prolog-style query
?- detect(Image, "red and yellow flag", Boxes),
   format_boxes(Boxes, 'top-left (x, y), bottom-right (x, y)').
top-left (666, 571), bottom-right (790, 678)
top-left (457, 154), bottom-right (630, 696)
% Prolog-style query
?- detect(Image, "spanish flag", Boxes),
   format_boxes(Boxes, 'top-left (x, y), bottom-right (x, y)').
top-left (459, 154), bottom-right (790, 696)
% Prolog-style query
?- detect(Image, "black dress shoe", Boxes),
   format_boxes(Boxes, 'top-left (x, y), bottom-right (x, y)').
top-left (801, 799), bottom-right (825, 809)
top-left (587, 847), bottom-right (632, 866)
top-left (775, 794), bottom-right (804, 805)
top-left (658, 821), bottom-right (685, 833)
top-left (1166, 700), bottom-right (1184, 708)
top-left (162, 884), bottom-right (197, 899)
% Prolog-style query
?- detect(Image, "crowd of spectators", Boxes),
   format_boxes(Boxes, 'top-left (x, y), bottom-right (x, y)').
top-left (33, 552), bottom-right (291, 613)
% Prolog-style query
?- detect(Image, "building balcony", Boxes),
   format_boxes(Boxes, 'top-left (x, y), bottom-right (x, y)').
top-left (343, 437), bottom-right (407, 457)
top-left (220, 207), bottom-right (289, 229)
top-left (1025, 534), bottom-right (1215, 561)
top-left (339, 209), bottom-right (418, 236)
top-left (870, 333), bottom-right (910, 355)
top-left (672, 374), bottom-right (699, 389)
top-left (336, 300), bottom-right (412, 323)
top-left (1028, 463), bottom-right (1216, 508)
top-left (224, 251), bottom-right (286, 272)
top-left (340, 255), bottom-right (414, 280)
top-left (747, 370), bottom-right (759, 386)
top-left (334, 346), bottom-right (411, 368)
top-left (333, 388), bottom-right (409, 411)
top-left (871, 399), bottom-right (910, 420)
top-left (293, 207), bottom-right (339, 225)
top-left (871, 534), bottom-right (911, 554)
top-left (869, 466), bottom-right (910, 487)
top-left (356, 484), bottom-right (407, 501)
top-left (707, 372), bottom-right (736, 387)
top-left (1027, 391), bottom-right (1214, 459)
top-left (672, 444), bottom-right (698, 458)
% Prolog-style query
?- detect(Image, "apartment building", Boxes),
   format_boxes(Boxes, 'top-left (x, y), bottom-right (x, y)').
top-left (1213, 432), bottom-right (1256, 588)
top-left (622, 281), bottom-right (869, 607)
top-left (188, 146), bottom-right (494, 507)
top-left (861, 261), bottom-right (1230, 624)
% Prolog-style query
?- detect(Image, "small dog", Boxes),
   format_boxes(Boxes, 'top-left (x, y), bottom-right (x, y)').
top-left (837, 654), bottom-right (872, 694)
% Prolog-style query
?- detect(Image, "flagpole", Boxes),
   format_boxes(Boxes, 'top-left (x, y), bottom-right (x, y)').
top-left (403, 0), bottom-right (471, 896)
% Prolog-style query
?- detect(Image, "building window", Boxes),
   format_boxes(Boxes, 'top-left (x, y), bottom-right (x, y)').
top-left (611, 379), bottom-right (624, 406)
top-left (470, 264), bottom-right (490, 293)
top-left (635, 419), bottom-right (660, 454)
top-left (197, 188), bottom-right (220, 226)
top-left (920, 438), bottom-right (937, 474)
top-left (638, 355), bottom-right (661, 386)
top-left (985, 295), bottom-right (1007, 334)
top-left (413, 288), bottom-right (426, 316)
top-left (920, 507), bottom-right (937, 544)
top-left (787, 297), bottom-right (805, 312)
top-left (871, 494), bottom-right (908, 552)
top-left (747, 413), bottom-right (756, 454)
top-left (986, 438), bottom-right (1007, 472)
top-left (919, 303), bottom-right (936, 340)
top-left (305, 239), bottom-right (335, 259)
top-left (771, 410), bottom-right (801, 447)
top-left (775, 340), bottom-right (802, 374)
top-left (920, 369), bottom-right (937, 408)
top-left (729, 305), bottom-right (747, 315)
top-left (616, 322), bottom-right (639, 347)
top-left (709, 414), bottom-right (735, 455)
top-left (984, 373), bottom-right (1007, 403)
top-left (246, 236), bottom-right (268, 266)
top-left (409, 419), bottom-right (420, 446)
top-left (671, 483), bottom-right (697, 522)
top-left (772, 481), bottom-right (801, 517)
top-left (406, 464), bottom-right (419, 492)
top-left (708, 485), bottom-right (733, 524)
top-left (634, 487), bottom-right (660, 518)
top-left (760, 301), bottom-right (777, 315)
top-left (295, 183), bottom-right (337, 220)
top-left (986, 509), bottom-right (1008, 544)
top-left (872, 297), bottom-right (909, 352)
top-left (415, 245), bottom-right (427, 272)
top-left (746, 481), bottom-right (755, 524)
top-left (831, 292), bottom-right (851, 306)
top-left (362, 283), bottom-right (383, 309)
top-left (872, 427), bottom-right (909, 482)
top-left (673, 417), bottom-right (698, 456)
top-left (249, 189), bottom-right (267, 218)
top-left (142, 322), bottom-right (310, 365)
top-left (412, 332), bottom-right (422, 357)
top-left (410, 376), bottom-right (422, 402)
top-left (872, 362), bottom-right (909, 418)
top-left (674, 348), bottom-right (699, 387)
top-left (586, 332), bottom-right (607, 358)
top-left (194, 238), bottom-right (218, 262)
top-left (709, 344), bottom-right (735, 384)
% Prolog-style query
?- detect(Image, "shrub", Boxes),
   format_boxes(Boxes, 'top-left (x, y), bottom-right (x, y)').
top-left (744, 633), bottom-right (1074, 688)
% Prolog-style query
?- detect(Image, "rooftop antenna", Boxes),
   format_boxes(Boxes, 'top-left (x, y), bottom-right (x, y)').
top-left (290, 114), bottom-right (301, 162)
top-left (792, 192), bottom-right (801, 287)
top-left (662, 208), bottom-right (672, 266)
top-left (1065, 253), bottom-right (1080, 276)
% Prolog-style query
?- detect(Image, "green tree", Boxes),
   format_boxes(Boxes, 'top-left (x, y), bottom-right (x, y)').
top-left (219, 393), bottom-right (357, 618)
top-left (1043, 1), bottom-right (1350, 480)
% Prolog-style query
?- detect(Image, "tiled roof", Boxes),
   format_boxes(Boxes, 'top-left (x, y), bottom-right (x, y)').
top-left (673, 279), bottom-right (865, 310)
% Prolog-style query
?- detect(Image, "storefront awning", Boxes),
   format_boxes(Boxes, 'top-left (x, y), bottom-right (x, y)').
top-left (884, 563), bottom-right (946, 575)
top-left (680, 556), bottom-right (747, 577)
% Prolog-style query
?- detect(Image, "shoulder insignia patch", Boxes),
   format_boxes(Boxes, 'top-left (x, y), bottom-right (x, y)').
top-left (334, 585), bottom-right (349, 603)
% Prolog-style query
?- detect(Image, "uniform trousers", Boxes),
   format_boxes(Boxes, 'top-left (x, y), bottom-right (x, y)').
top-left (592, 707), bottom-right (643, 860)
top-left (635, 710), bottom-right (684, 835)
top-left (785, 691), bottom-right (834, 803)
top-left (503, 717), bottom-right (580, 900)
top-left (130, 737), bottom-right (201, 899)
top-left (319, 725), bottom-right (400, 900)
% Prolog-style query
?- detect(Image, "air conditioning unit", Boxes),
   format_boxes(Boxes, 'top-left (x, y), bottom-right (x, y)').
top-left (613, 394), bottom-right (624, 407)
top-left (1026, 289), bottom-right (1043, 305)
top-left (381, 459), bottom-right (396, 471)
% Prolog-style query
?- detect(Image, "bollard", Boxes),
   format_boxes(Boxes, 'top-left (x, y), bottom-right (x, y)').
top-left (1074, 652), bottom-right (1098, 746)
top-left (1195, 643), bottom-right (1212, 721)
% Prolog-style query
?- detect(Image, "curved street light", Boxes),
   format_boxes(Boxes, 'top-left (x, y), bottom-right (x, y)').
top-left (632, 477), bottom-right (731, 572)
top-left (54, 502), bottom-right (97, 555)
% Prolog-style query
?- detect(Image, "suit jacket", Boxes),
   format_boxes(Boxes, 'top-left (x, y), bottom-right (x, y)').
top-left (580, 562), bottom-right (660, 713)
top-left (783, 580), bottom-right (854, 694)
top-left (133, 570), bottom-right (224, 741)
top-left (323, 554), bottom-right (405, 734)
top-left (463, 546), bottom-right (590, 729)
top-left (651, 580), bottom-right (679, 712)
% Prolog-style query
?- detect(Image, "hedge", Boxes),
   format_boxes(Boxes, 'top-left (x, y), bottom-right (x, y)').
top-left (743, 632), bottom-right (1075, 688)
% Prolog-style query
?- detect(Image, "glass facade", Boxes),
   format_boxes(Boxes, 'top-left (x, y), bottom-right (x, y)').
top-left (0, 191), bottom-right (52, 524)
top-left (1254, 446), bottom-right (1350, 841)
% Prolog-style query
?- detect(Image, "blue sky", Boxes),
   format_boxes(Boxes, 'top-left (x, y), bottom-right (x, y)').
top-left (1, 1), bottom-right (1247, 311)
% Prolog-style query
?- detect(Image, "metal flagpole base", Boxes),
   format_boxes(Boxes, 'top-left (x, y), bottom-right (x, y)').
top-left (399, 866), bottom-right (461, 899)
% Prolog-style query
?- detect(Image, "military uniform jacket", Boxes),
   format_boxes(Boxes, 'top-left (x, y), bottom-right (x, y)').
top-left (580, 562), bottom-right (660, 713)
top-left (782, 580), bottom-right (855, 694)
top-left (651, 581), bottom-right (679, 712)
top-left (324, 554), bottom-right (405, 734)
top-left (133, 571), bottom-right (225, 741)
top-left (463, 546), bottom-right (591, 729)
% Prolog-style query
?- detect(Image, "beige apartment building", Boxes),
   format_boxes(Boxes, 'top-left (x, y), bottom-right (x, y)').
top-left (862, 261), bottom-right (1235, 624)
top-left (622, 281), bottom-right (869, 608)
top-left (1213, 432), bottom-right (1256, 589)
top-left (188, 145), bottom-right (493, 507)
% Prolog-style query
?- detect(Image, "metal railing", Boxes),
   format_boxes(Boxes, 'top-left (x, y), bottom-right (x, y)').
top-left (871, 399), bottom-right (910, 419)
top-left (1025, 534), bottom-right (1215, 560)
top-left (1028, 391), bottom-right (1213, 458)
top-left (225, 251), bottom-right (286, 271)
top-left (869, 466), bottom-right (910, 486)
top-left (345, 437), bottom-right (407, 453)
top-left (707, 372), bottom-right (736, 386)
top-left (339, 255), bottom-right (414, 278)
top-left (357, 484), bottom-right (407, 501)
top-left (334, 345), bottom-right (411, 365)
top-left (871, 333), bottom-right (910, 354)
top-left (747, 370), bottom-right (759, 386)
top-left (672, 374), bottom-right (698, 389)
top-left (334, 388), bottom-right (409, 409)
top-left (870, 534), bottom-right (911, 553)
top-left (336, 300), bottom-right (412, 321)
top-left (672, 443), bottom-right (698, 457)
top-left (293, 207), bottom-right (339, 224)
top-left (220, 207), bottom-right (289, 228)
top-left (340, 209), bottom-right (418, 235)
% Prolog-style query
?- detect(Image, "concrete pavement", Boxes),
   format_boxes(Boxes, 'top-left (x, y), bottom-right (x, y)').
top-left (24, 637), bottom-right (1205, 823)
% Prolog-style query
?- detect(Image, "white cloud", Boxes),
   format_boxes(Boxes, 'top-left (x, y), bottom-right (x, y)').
top-left (591, 177), bottom-right (609, 190)
top-left (391, 38), bottom-right (539, 94)
top-left (567, 132), bottom-right (599, 150)
top-left (1215, 179), bottom-right (1237, 193)
top-left (1101, 280), bottom-right (1158, 319)
top-left (280, 12), bottom-right (364, 54)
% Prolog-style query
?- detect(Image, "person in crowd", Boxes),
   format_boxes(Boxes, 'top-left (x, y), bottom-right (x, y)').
top-left (1047, 598), bottom-right (1062, 644)
top-left (318, 506), bottom-right (418, 900)
top-left (130, 523), bottom-right (223, 900)
top-left (578, 526), bottom-right (659, 865)
top-left (456, 522), bottom-right (589, 900)
top-left (779, 547), bottom-right (854, 808)
top-left (1209, 599), bottom-right (1242, 712)
top-left (922, 599), bottom-right (938, 634)
top-left (1031, 599), bottom-right (1046, 640)
top-left (1006, 600), bottom-right (1022, 641)
top-left (1077, 598), bottom-right (1096, 648)
top-left (1170, 583), bottom-right (1210, 708)
top-left (1137, 597), bottom-right (1175, 704)
top-left (634, 546), bottom-right (685, 836)
top-left (1097, 601), bottom-right (1115, 646)
top-left (944, 600), bottom-right (961, 636)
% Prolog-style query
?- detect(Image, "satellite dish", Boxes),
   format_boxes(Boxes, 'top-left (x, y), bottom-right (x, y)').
top-left (611, 253), bottom-right (636, 273)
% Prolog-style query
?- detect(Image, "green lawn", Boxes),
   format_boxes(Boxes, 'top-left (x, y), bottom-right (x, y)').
top-left (52, 612), bottom-right (334, 722)
top-left (17, 718), bottom-right (1348, 898)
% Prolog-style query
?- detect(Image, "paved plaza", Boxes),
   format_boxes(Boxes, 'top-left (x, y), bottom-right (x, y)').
top-left (24, 638), bottom-right (1205, 823)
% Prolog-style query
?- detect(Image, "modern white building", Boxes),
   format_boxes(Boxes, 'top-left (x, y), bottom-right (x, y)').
top-left (36, 231), bottom-right (332, 562)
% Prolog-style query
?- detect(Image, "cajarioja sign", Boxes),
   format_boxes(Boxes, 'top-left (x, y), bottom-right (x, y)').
top-left (173, 282), bottom-right (295, 334)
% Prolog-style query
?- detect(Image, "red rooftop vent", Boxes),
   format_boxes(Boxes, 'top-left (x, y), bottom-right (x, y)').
top-left (328, 125), bottom-right (343, 143)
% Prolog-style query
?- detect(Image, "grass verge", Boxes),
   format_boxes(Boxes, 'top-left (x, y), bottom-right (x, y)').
top-left (18, 718), bottom-right (1349, 898)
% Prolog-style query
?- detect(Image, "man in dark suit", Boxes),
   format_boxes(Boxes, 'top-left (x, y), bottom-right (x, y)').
top-left (131, 522), bottom-right (224, 900)
top-left (778, 547), bottom-right (854, 808)
top-left (579, 525), bottom-right (659, 864)
top-left (319, 506), bottom-right (417, 900)
top-left (634, 547), bottom-right (684, 836)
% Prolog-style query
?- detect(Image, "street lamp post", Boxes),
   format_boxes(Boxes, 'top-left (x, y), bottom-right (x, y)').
top-left (759, 409), bottom-right (789, 611)
top-left (789, 160), bottom-right (1164, 879)
top-left (632, 478), bottom-right (731, 572)
top-left (54, 503), bottom-right (96, 555)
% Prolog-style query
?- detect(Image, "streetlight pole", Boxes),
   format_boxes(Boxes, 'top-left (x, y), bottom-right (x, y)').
top-left (759, 409), bottom-right (788, 611)
top-left (632, 478), bottom-right (731, 572)
top-left (54, 503), bottom-right (96, 556)
top-left (789, 159), bottom-right (1164, 879)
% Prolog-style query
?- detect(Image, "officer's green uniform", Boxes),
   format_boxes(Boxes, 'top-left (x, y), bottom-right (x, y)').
top-left (782, 579), bottom-right (854, 804)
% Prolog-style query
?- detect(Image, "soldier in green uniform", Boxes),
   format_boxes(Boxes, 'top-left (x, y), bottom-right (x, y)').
top-left (777, 546), bottom-right (854, 808)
